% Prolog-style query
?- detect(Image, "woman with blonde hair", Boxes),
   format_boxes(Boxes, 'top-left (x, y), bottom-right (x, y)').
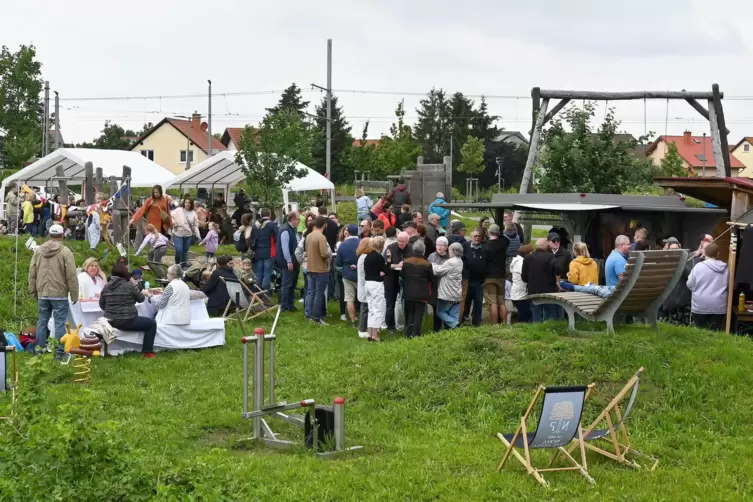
top-left (364, 236), bottom-right (390, 341)
top-left (356, 188), bottom-right (373, 224)
top-left (567, 242), bottom-right (599, 286)
top-left (135, 223), bottom-right (170, 263)
top-left (355, 236), bottom-right (373, 338)
top-left (78, 257), bottom-right (107, 299)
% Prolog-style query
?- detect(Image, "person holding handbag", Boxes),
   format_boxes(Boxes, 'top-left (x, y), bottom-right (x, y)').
top-left (129, 185), bottom-right (172, 236)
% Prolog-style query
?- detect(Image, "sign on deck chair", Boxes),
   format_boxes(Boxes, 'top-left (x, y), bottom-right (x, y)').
top-left (552, 367), bottom-right (659, 471)
top-left (221, 277), bottom-right (276, 322)
top-left (528, 250), bottom-right (689, 333)
top-left (497, 384), bottom-right (595, 488)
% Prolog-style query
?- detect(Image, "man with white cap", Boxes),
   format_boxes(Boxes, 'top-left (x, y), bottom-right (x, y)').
top-left (28, 224), bottom-right (79, 356)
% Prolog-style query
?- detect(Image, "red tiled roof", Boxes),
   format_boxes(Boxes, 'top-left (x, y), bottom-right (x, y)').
top-left (352, 139), bottom-right (382, 147)
top-left (732, 136), bottom-right (753, 151)
top-left (164, 118), bottom-right (226, 153)
top-left (221, 127), bottom-right (245, 148)
top-left (647, 134), bottom-right (744, 168)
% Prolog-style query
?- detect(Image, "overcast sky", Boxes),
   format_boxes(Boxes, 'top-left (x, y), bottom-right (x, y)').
top-left (5, 0), bottom-right (753, 145)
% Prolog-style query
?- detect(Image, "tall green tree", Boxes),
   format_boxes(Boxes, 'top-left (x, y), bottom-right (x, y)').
top-left (471, 97), bottom-right (499, 143)
top-left (235, 109), bottom-right (314, 206)
top-left (414, 88), bottom-right (452, 163)
top-left (536, 103), bottom-right (654, 194)
top-left (266, 83), bottom-right (310, 120)
top-left (76, 121), bottom-right (136, 150)
top-left (311, 94), bottom-right (353, 182)
top-left (660, 142), bottom-right (688, 177)
top-left (345, 121), bottom-right (380, 178)
top-left (0, 44), bottom-right (44, 167)
top-left (457, 136), bottom-right (485, 176)
top-left (378, 100), bottom-right (422, 176)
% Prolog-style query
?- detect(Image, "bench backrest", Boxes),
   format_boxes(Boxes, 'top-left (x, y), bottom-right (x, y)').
top-left (594, 250), bottom-right (688, 315)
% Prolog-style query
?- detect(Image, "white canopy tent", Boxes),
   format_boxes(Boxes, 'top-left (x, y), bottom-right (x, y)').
top-left (162, 151), bottom-right (335, 206)
top-left (0, 148), bottom-right (176, 218)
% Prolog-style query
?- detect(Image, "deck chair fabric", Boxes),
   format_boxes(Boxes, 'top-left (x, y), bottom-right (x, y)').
top-left (221, 277), bottom-right (276, 322)
top-left (562, 367), bottom-right (658, 470)
top-left (497, 385), bottom-right (595, 488)
top-left (528, 250), bottom-right (689, 333)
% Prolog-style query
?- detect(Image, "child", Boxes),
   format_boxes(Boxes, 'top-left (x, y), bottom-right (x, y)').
top-left (130, 269), bottom-right (145, 291)
top-left (135, 224), bottom-right (169, 263)
top-left (200, 222), bottom-right (219, 262)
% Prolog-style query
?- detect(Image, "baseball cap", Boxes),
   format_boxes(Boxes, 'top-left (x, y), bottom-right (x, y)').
top-left (547, 232), bottom-right (561, 242)
top-left (131, 269), bottom-right (143, 278)
top-left (347, 223), bottom-right (358, 235)
top-left (49, 224), bottom-right (64, 236)
top-left (488, 224), bottom-right (501, 235)
top-left (402, 221), bottom-right (417, 230)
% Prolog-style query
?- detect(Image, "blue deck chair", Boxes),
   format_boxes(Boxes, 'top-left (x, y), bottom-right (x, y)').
top-left (497, 384), bottom-right (595, 488)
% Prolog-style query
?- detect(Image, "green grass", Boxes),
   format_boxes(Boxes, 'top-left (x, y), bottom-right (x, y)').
top-left (2, 237), bottom-right (753, 500)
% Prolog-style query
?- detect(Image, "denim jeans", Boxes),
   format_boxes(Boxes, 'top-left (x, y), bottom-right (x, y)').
top-left (36, 299), bottom-right (69, 355)
top-left (464, 280), bottom-right (484, 326)
top-left (530, 303), bottom-right (559, 322)
top-left (25, 223), bottom-right (37, 236)
top-left (306, 272), bottom-right (329, 321)
top-left (252, 258), bottom-right (274, 291)
top-left (512, 300), bottom-right (532, 323)
top-left (173, 236), bottom-right (192, 265)
top-left (436, 299), bottom-right (460, 328)
top-left (280, 263), bottom-right (300, 311)
top-left (359, 302), bottom-right (369, 332)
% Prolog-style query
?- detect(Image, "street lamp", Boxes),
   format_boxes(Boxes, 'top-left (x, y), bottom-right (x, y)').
top-left (495, 156), bottom-right (504, 192)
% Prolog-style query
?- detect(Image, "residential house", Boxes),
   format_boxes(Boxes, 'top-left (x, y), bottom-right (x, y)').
top-left (646, 131), bottom-right (744, 176)
top-left (493, 131), bottom-right (529, 148)
top-left (129, 112), bottom-right (226, 174)
top-left (351, 139), bottom-right (382, 148)
top-left (731, 137), bottom-right (753, 177)
top-left (220, 128), bottom-right (245, 151)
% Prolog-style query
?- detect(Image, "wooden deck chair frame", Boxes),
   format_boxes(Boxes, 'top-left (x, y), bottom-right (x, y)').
top-left (552, 367), bottom-right (659, 471)
top-left (528, 250), bottom-right (689, 334)
top-left (497, 384), bottom-right (595, 488)
top-left (221, 277), bottom-right (276, 322)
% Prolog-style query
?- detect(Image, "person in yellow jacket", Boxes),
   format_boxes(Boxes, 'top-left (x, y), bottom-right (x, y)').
top-left (567, 242), bottom-right (599, 286)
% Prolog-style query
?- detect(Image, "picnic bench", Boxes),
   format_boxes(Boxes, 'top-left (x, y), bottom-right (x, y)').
top-left (527, 250), bottom-right (689, 333)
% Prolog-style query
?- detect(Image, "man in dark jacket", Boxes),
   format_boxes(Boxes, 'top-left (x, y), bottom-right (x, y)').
top-left (465, 228), bottom-right (487, 326)
top-left (202, 255), bottom-right (240, 316)
top-left (252, 208), bottom-right (279, 291)
top-left (276, 211), bottom-right (300, 312)
top-left (401, 240), bottom-right (434, 338)
top-left (391, 179), bottom-right (412, 207)
top-left (447, 221), bottom-right (472, 323)
top-left (521, 238), bottom-right (559, 322)
top-left (384, 231), bottom-right (413, 331)
top-left (483, 224), bottom-right (510, 324)
top-left (548, 231), bottom-right (573, 279)
top-left (335, 224), bottom-right (360, 326)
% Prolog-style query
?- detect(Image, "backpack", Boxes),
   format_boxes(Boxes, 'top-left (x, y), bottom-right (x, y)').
top-left (234, 229), bottom-right (248, 252)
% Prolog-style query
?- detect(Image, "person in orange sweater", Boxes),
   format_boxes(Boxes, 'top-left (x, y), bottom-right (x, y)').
top-left (567, 242), bottom-right (599, 286)
top-left (129, 185), bottom-right (172, 236)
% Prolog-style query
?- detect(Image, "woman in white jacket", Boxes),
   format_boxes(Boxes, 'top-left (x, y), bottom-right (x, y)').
top-left (432, 242), bottom-right (464, 329)
top-left (509, 244), bottom-right (533, 322)
top-left (355, 237), bottom-right (372, 339)
top-left (171, 199), bottom-right (201, 265)
top-left (155, 265), bottom-right (192, 326)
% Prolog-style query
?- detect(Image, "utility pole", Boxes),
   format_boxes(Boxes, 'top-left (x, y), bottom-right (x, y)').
top-left (54, 91), bottom-right (61, 149)
top-left (495, 156), bottom-right (503, 191)
top-left (208, 80), bottom-right (213, 157)
top-left (326, 39), bottom-right (333, 208)
top-left (702, 132), bottom-right (707, 176)
top-left (43, 81), bottom-right (50, 156)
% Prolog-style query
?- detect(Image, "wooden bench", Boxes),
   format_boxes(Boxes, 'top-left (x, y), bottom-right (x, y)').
top-left (528, 250), bottom-right (689, 333)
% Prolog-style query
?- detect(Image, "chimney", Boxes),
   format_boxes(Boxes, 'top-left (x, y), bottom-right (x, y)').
top-left (191, 111), bottom-right (201, 130)
top-left (683, 130), bottom-right (692, 145)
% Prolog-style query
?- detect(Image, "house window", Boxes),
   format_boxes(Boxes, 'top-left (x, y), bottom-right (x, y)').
top-left (745, 144), bottom-right (751, 153)
top-left (140, 150), bottom-right (154, 161)
top-left (179, 150), bottom-right (194, 163)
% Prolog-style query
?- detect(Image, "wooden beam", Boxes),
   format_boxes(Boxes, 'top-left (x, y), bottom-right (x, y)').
top-left (538, 90), bottom-right (720, 100)
top-left (685, 98), bottom-right (730, 135)
top-left (529, 98), bottom-right (570, 135)
top-left (84, 162), bottom-right (95, 205)
top-left (94, 167), bottom-right (103, 194)
top-left (519, 98), bottom-right (549, 197)
top-left (730, 190), bottom-right (751, 221)
top-left (708, 99), bottom-right (726, 177)
top-left (530, 87), bottom-right (541, 143)
top-left (55, 165), bottom-right (68, 206)
top-left (712, 83), bottom-right (732, 177)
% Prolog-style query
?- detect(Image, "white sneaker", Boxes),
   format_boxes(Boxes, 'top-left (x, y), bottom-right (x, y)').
top-left (298, 298), bottom-right (304, 303)
top-left (358, 332), bottom-right (369, 339)
top-left (340, 314), bottom-right (347, 321)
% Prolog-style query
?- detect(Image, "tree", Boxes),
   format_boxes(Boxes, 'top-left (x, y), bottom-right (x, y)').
top-left (311, 94), bottom-right (353, 182)
top-left (266, 83), bottom-right (310, 120)
top-left (76, 121), bottom-right (137, 150)
top-left (457, 136), bottom-right (485, 176)
top-left (413, 88), bottom-right (451, 163)
top-left (536, 103), bottom-right (653, 194)
top-left (471, 97), bottom-right (499, 143)
top-left (235, 108), bottom-right (314, 206)
top-left (345, 121), bottom-right (380, 179)
top-left (0, 45), bottom-right (44, 164)
top-left (378, 100), bottom-right (422, 176)
top-left (660, 142), bottom-right (689, 177)
top-left (136, 122), bottom-right (155, 137)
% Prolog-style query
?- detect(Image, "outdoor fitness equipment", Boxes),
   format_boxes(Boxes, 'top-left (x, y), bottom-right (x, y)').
top-left (240, 304), bottom-right (363, 458)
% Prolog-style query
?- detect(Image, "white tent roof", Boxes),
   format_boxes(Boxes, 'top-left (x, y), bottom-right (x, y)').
top-left (0, 148), bottom-right (176, 188)
top-left (0, 148), bottom-right (177, 218)
top-left (162, 151), bottom-right (334, 192)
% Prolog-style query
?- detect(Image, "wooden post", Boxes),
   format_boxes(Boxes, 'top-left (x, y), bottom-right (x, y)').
top-left (84, 162), bottom-right (95, 205)
top-left (730, 189), bottom-right (751, 221)
top-left (108, 175), bottom-right (122, 243)
top-left (443, 155), bottom-right (452, 202)
top-left (56, 165), bottom-right (68, 206)
top-left (519, 98), bottom-right (549, 196)
top-left (685, 98), bottom-right (730, 135)
top-left (120, 166), bottom-right (132, 246)
top-left (712, 84), bottom-right (732, 177)
top-left (94, 167), bottom-right (103, 194)
top-left (725, 227), bottom-right (737, 334)
top-left (530, 87), bottom-right (541, 142)
top-left (529, 98), bottom-right (570, 135)
top-left (708, 99), bottom-right (726, 177)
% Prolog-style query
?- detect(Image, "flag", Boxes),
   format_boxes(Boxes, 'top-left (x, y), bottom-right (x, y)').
top-left (114, 179), bottom-right (130, 200)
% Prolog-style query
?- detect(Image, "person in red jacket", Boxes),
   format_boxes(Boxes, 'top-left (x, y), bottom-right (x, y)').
top-left (378, 202), bottom-right (397, 229)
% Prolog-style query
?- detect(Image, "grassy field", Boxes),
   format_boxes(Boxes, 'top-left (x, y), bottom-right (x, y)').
top-left (2, 237), bottom-right (753, 500)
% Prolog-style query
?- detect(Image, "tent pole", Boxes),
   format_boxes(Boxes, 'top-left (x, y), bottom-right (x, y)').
top-left (13, 180), bottom-right (23, 321)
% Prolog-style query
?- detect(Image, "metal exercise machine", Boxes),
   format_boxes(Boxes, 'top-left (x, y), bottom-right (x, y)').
top-left (240, 305), bottom-right (363, 458)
